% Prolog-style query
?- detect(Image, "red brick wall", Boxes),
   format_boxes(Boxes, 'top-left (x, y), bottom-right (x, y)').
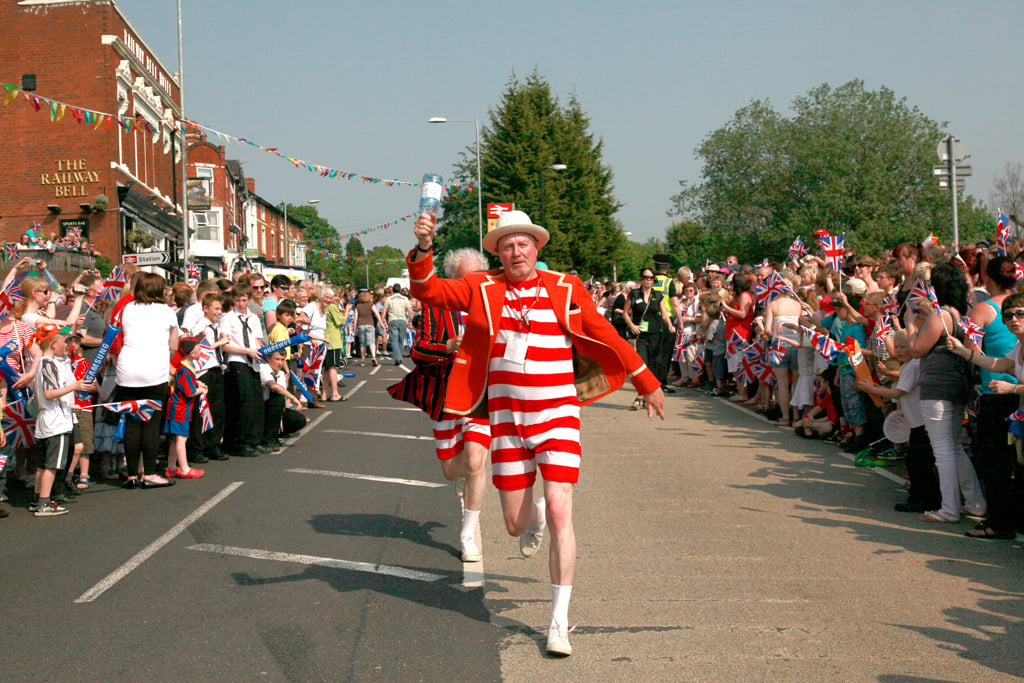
top-left (0, 0), bottom-right (181, 261)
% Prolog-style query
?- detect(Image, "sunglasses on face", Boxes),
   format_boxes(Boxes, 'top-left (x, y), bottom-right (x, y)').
top-left (640, 275), bottom-right (655, 280)
top-left (1002, 309), bottom-right (1024, 321)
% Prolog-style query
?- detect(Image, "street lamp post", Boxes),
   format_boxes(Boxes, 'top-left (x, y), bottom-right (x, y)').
top-left (428, 117), bottom-right (483, 252)
top-left (539, 163), bottom-right (567, 228)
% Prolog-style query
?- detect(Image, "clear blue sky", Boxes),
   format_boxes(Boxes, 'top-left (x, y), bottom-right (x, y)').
top-left (117, 0), bottom-right (1024, 252)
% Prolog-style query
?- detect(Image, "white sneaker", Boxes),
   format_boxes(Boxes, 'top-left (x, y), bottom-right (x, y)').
top-left (34, 501), bottom-right (68, 517)
top-left (460, 535), bottom-right (482, 562)
top-left (546, 624), bottom-right (572, 656)
top-left (519, 500), bottom-right (546, 558)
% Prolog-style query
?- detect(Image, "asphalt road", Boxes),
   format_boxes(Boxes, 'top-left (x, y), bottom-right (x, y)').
top-left (3, 361), bottom-right (1023, 681)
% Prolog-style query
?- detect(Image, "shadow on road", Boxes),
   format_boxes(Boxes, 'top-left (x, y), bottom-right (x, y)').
top-left (681, 397), bottom-right (1024, 679)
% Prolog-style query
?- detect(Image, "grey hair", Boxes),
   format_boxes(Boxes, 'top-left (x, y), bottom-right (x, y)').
top-left (443, 248), bottom-right (489, 279)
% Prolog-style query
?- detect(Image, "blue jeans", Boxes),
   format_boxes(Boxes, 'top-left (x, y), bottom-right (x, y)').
top-left (388, 319), bottom-right (407, 360)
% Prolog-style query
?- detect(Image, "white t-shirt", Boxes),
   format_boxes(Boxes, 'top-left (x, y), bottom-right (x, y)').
top-left (116, 302), bottom-right (178, 387)
top-left (895, 358), bottom-right (924, 428)
top-left (34, 356), bottom-right (76, 438)
top-left (1004, 342), bottom-right (1024, 382)
top-left (305, 303), bottom-right (326, 338)
top-left (20, 311), bottom-right (41, 331)
top-left (260, 364), bottom-right (288, 401)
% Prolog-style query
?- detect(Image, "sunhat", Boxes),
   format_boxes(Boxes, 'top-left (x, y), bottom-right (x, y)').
top-left (481, 210), bottom-right (549, 255)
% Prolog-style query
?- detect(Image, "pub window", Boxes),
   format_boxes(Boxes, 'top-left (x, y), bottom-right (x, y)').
top-left (193, 210), bottom-right (221, 241)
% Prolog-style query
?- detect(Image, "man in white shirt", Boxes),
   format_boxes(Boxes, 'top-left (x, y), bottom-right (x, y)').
top-left (383, 284), bottom-right (411, 365)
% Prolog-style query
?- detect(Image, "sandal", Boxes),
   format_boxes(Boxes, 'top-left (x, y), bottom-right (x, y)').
top-left (964, 524), bottom-right (1017, 540)
top-left (75, 475), bottom-right (91, 490)
top-left (919, 511), bottom-right (957, 523)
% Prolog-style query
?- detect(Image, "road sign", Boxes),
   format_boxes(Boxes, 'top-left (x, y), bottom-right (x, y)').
top-left (938, 179), bottom-right (966, 189)
top-left (487, 203), bottom-right (513, 218)
top-left (122, 252), bottom-right (169, 266)
top-left (933, 164), bottom-right (972, 177)
top-left (937, 137), bottom-right (966, 163)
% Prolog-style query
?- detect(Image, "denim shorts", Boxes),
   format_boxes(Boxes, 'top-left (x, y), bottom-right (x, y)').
top-left (357, 325), bottom-right (375, 348)
top-left (769, 344), bottom-right (800, 371)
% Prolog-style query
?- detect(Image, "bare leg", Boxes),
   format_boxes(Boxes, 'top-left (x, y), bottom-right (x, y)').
top-left (773, 367), bottom-right (791, 424)
top-left (498, 486), bottom-right (536, 537)
top-left (543, 480), bottom-right (575, 586)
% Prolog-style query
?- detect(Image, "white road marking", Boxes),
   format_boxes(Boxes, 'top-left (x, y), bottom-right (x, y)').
top-left (322, 429), bottom-right (433, 441)
top-left (286, 468), bottom-right (445, 488)
top-left (370, 364), bottom-right (381, 375)
top-left (187, 543), bottom-right (444, 582)
top-left (343, 380), bottom-right (367, 401)
top-left (75, 482), bottom-right (245, 603)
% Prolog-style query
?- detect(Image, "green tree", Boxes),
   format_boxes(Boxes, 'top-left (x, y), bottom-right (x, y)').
top-left (671, 80), bottom-right (991, 261)
top-left (438, 70), bottom-right (625, 274)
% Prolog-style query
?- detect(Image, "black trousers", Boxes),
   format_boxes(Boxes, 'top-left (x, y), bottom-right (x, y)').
top-left (119, 383), bottom-right (168, 477)
top-left (263, 394), bottom-right (307, 443)
top-left (973, 393), bottom-right (1021, 531)
top-left (188, 368), bottom-right (226, 458)
top-left (906, 425), bottom-right (941, 509)
top-left (636, 332), bottom-right (666, 385)
top-left (224, 362), bottom-right (263, 453)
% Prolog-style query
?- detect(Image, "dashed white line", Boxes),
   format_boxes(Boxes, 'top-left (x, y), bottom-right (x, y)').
top-left (322, 429), bottom-right (433, 441)
top-left (187, 544), bottom-right (444, 582)
top-left (75, 482), bottom-right (245, 603)
top-left (286, 468), bottom-right (445, 488)
top-left (343, 380), bottom-right (367, 401)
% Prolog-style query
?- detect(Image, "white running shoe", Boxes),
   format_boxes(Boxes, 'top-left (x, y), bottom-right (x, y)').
top-left (546, 624), bottom-right (572, 656)
top-left (519, 500), bottom-right (546, 558)
top-left (460, 535), bottom-right (482, 562)
top-left (34, 501), bottom-right (68, 517)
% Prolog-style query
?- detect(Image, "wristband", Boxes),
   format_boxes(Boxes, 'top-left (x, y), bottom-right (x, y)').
top-left (415, 244), bottom-right (431, 254)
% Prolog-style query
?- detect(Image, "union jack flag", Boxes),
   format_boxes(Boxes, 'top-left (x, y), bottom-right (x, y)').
top-left (727, 330), bottom-right (747, 357)
top-left (788, 236), bottom-right (808, 261)
top-left (959, 317), bottom-right (985, 346)
top-left (194, 342), bottom-right (218, 374)
top-left (743, 341), bottom-right (766, 378)
top-left (758, 258), bottom-right (770, 268)
top-left (908, 279), bottom-right (939, 312)
top-left (197, 394), bottom-right (214, 433)
top-left (672, 332), bottom-right (693, 362)
top-left (882, 293), bottom-right (899, 317)
top-left (759, 362), bottom-right (776, 385)
top-left (186, 262), bottom-right (202, 279)
top-left (763, 272), bottom-right (792, 305)
top-left (820, 235), bottom-right (845, 271)
top-left (1015, 263), bottom-right (1024, 286)
top-left (997, 210), bottom-right (1011, 256)
top-left (2, 399), bottom-right (35, 448)
top-left (1007, 406), bottom-right (1024, 422)
top-left (105, 399), bottom-right (161, 422)
top-left (736, 354), bottom-right (757, 385)
top-left (872, 315), bottom-right (893, 341)
top-left (767, 337), bottom-right (788, 365)
top-left (688, 353), bottom-right (704, 374)
top-left (3, 242), bottom-right (17, 262)
top-left (804, 326), bottom-right (843, 361)
top-left (98, 266), bottom-right (127, 301)
top-left (295, 341), bottom-right (327, 393)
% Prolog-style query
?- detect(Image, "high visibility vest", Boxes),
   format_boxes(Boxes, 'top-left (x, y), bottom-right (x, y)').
top-left (652, 274), bottom-right (675, 318)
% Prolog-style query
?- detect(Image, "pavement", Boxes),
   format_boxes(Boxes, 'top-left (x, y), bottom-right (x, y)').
top-left (2, 363), bottom-right (1023, 681)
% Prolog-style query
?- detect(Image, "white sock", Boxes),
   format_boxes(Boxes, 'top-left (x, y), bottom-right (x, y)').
top-left (551, 584), bottom-right (572, 628)
top-left (535, 498), bottom-right (547, 531)
top-left (461, 508), bottom-right (480, 539)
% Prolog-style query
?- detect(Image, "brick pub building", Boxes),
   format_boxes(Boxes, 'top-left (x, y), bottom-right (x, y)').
top-left (0, 0), bottom-right (185, 272)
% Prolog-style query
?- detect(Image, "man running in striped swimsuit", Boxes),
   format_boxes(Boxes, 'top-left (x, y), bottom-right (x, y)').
top-left (409, 210), bottom-right (664, 657)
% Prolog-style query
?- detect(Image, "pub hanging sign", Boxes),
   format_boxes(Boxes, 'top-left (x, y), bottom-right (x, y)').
top-left (40, 159), bottom-right (101, 198)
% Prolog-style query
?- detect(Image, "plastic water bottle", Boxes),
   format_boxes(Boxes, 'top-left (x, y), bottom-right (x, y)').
top-left (419, 172), bottom-right (443, 216)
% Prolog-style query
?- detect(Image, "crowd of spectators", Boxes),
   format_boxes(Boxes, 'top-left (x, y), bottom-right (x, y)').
top-left (11, 223), bottom-right (100, 257)
top-left (583, 231), bottom-right (1024, 539)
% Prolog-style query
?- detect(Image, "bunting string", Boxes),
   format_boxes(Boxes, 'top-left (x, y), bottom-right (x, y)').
top-left (2, 83), bottom-right (479, 194)
top-left (301, 214), bottom-right (416, 245)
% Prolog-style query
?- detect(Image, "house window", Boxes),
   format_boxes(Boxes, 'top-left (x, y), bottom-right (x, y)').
top-left (193, 210), bottom-right (221, 241)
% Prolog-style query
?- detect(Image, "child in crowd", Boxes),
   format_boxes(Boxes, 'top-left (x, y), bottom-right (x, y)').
top-left (187, 292), bottom-right (231, 463)
top-left (31, 324), bottom-right (94, 517)
top-left (269, 299), bottom-right (297, 361)
top-left (65, 333), bottom-right (91, 491)
top-left (705, 298), bottom-right (728, 396)
top-left (0, 382), bottom-right (9, 518)
top-left (164, 336), bottom-right (208, 479)
top-left (794, 376), bottom-right (839, 438)
top-left (260, 350), bottom-right (307, 449)
top-left (857, 330), bottom-right (940, 510)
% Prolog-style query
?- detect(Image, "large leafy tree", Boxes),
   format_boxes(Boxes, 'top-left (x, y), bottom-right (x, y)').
top-left (670, 80), bottom-right (995, 261)
top-left (438, 71), bottom-right (625, 277)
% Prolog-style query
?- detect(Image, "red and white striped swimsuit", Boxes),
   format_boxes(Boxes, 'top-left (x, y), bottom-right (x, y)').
top-left (488, 277), bottom-right (581, 490)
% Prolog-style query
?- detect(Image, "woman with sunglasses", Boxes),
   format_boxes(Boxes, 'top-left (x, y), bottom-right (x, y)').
top-left (946, 287), bottom-right (1024, 539)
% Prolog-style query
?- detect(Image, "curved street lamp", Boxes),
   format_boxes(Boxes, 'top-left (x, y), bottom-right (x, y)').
top-left (428, 117), bottom-right (483, 252)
